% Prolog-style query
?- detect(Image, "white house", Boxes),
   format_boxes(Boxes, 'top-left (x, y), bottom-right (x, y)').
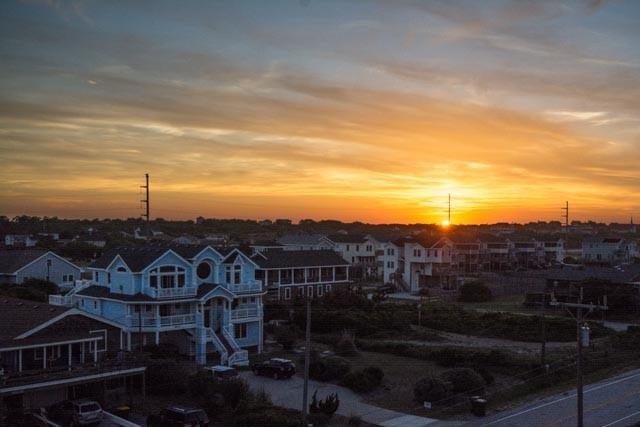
top-left (583, 237), bottom-right (637, 265)
top-left (0, 250), bottom-right (82, 288)
top-left (49, 245), bottom-right (265, 366)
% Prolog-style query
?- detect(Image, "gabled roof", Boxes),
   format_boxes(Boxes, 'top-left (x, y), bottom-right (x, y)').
top-left (0, 297), bottom-right (71, 343)
top-left (277, 233), bottom-right (327, 246)
top-left (326, 234), bottom-right (368, 244)
top-left (0, 249), bottom-right (48, 274)
top-left (252, 250), bottom-right (349, 269)
top-left (89, 246), bottom-right (193, 272)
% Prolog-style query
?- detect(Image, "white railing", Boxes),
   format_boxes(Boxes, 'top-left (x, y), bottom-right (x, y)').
top-left (128, 313), bottom-right (196, 328)
top-left (161, 313), bottom-right (196, 326)
top-left (149, 287), bottom-right (197, 299)
top-left (231, 306), bottom-right (260, 320)
top-left (48, 294), bottom-right (74, 307)
top-left (222, 327), bottom-right (242, 352)
top-left (201, 327), bottom-right (228, 365)
top-left (228, 280), bottom-right (262, 294)
top-left (228, 349), bottom-right (249, 366)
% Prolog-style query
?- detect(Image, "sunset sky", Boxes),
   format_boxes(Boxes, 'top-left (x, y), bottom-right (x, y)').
top-left (1, 0), bottom-right (639, 224)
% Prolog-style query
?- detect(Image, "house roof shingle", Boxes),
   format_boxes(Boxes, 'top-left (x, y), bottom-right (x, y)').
top-left (326, 234), bottom-right (368, 244)
top-left (0, 249), bottom-right (48, 274)
top-left (0, 297), bottom-right (71, 343)
top-left (252, 250), bottom-right (349, 269)
top-left (76, 283), bottom-right (217, 302)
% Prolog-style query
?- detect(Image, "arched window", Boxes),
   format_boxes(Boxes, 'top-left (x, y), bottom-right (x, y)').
top-left (116, 266), bottom-right (127, 272)
top-left (149, 266), bottom-right (186, 289)
top-left (197, 262), bottom-right (211, 280)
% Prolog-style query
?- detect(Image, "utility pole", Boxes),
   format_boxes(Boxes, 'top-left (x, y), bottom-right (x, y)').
top-left (302, 295), bottom-right (311, 426)
top-left (550, 288), bottom-right (608, 427)
top-left (540, 293), bottom-right (546, 366)
top-left (138, 309), bottom-right (143, 351)
top-left (561, 201), bottom-right (569, 233)
top-left (141, 173), bottom-right (150, 237)
top-left (448, 193), bottom-right (451, 224)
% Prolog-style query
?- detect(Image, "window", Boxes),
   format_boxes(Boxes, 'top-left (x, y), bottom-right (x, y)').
top-left (196, 262), bottom-right (211, 279)
top-left (90, 329), bottom-right (107, 352)
top-left (149, 266), bottom-right (186, 289)
top-left (307, 286), bottom-right (313, 298)
top-left (284, 287), bottom-right (291, 300)
top-left (234, 323), bottom-right (248, 339)
top-left (325, 284), bottom-right (332, 293)
top-left (234, 265), bottom-right (241, 284)
top-left (93, 300), bottom-right (98, 310)
top-left (346, 245), bottom-right (350, 251)
top-left (356, 245), bottom-right (360, 251)
top-left (317, 285), bottom-right (323, 297)
top-left (117, 266), bottom-right (127, 272)
top-left (434, 249), bottom-right (438, 257)
top-left (95, 272), bottom-right (100, 282)
top-left (68, 274), bottom-right (74, 282)
top-left (107, 273), bottom-right (111, 284)
top-left (298, 287), bottom-right (304, 297)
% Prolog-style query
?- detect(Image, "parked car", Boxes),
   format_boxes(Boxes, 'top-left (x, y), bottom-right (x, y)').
top-left (206, 365), bottom-right (238, 379)
top-left (147, 405), bottom-right (210, 427)
top-left (48, 399), bottom-right (102, 426)
top-left (251, 358), bottom-right (296, 379)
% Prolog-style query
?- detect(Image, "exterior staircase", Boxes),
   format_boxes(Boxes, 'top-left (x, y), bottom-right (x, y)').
top-left (193, 327), bottom-right (249, 367)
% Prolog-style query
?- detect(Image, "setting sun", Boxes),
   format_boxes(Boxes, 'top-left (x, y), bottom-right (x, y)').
top-left (441, 220), bottom-right (450, 228)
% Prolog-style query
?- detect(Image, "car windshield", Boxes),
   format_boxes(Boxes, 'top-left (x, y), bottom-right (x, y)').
top-left (80, 403), bottom-right (101, 413)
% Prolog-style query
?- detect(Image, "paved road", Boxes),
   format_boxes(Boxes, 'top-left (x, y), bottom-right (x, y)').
top-left (240, 372), bottom-right (456, 427)
top-left (465, 368), bottom-right (640, 427)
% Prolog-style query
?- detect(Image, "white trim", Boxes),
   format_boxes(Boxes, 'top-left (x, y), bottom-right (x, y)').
top-left (142, 249), bottom-right (192, 274)
top-left (191, 245), bottom-right (224, 261)
top-left (0, 367), bottom-right (146, 395)
top-left (0, 337), bottom-right (101, 352)
top-left (89, 329), bottom-right (107, 352)
top-left (224, 248), bottom-right (261, 268)
top-left (16, 308), bottom-right (124, 339)
top-left (13, 251), bottom-right (82, 275)
top-left (104, 254), bottom-right (133, 273)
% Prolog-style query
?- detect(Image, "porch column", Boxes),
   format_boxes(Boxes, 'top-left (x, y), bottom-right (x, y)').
top-left (126, 332), bottom-right (132, 351)
top-left (332, 267), bottom-right (336, 282)
top-left (43, 346), bottom-right (47, 369)
top-left (304, 268), bottom-right (308, 283)
top-left (277, 269), bottom-right (281, 284)
top-left (93, 342), bottom-right (98, 363)
top-left (68, 343), bottom-right (72, 367)
top-left (81, 342), bottom-right (85, 363)
top-left (18, 349), bottom-right (22, 372)
top-left (155, 331), bottom-right (160, 345)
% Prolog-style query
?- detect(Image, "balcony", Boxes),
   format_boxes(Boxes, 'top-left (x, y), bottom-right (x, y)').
top-left (229, 280), bottom-right (262, 294)
top-left (127, 313), bottom-right (196, 328)
top-left (48, 294), bottom-right (74, 307)
top-left (148, 286), bottom-right (197, 299)
top-left (231, 306), bottom-right (261, 320)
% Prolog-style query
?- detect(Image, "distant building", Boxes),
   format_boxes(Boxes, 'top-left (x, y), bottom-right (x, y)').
top-left (4, 234), bottom-right (39, 247)
top-left (274, 219), bottom-right (292, 226)
top-left (0, 250), bottom-right (81, 288)
top-left (252, 249), bottom-right (350, 303)
top-left (258, 219), bottom-right (273, 226)
top-left (582, 237), bottom-right (637, 265)
top-left (277, 234), bottom-right (332, 251)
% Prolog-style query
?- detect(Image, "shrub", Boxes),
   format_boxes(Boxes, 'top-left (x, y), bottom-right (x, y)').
top-left (458, 281), bottom-right (492, 302)
top-left (274, 325), bottom-right (299, 350)
top-left (413, 377), bottom-right (451, 404)
top-left (142, 343), bottom-right (180, 359)
top-left (146, 360), bottom-right (189, 395)
top-left (474, 366), bottom-right (495, 385)
top-left (348, 415), bottom-right (363, 427)
top-left (335, 331), bottom-right (359, 357)
top-left (341, 366), bottom-right (384, 393)
top-left (309, 356), bottom-right (351, 382)
top-left (233, 404), bottom-right (301, 427)
top-left (193, 373), bottom-right (250, 410)
top-left (439, 368), bottom-right (485, 394)
top-left (310, 390), bottom-right (340, 417)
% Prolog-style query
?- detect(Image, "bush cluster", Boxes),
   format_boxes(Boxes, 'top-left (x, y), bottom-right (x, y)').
top-left (341, 366), bottom-right (384, 393)
top-left (439, 368), bottom-right (485, 394)
top-left (309, 356), bottom-right (351, 382)
top-left (458, 281), bottom-right (492, 302)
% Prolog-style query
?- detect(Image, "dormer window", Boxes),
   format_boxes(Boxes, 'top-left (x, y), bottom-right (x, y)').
top-left (117, 266), bottom-right (127, 272)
